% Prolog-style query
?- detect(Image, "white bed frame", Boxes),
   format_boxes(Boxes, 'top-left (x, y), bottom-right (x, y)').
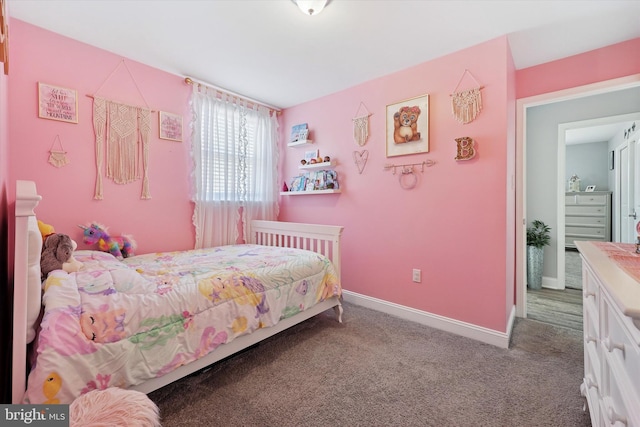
top-left (12, 180), bottom-right (344, 403)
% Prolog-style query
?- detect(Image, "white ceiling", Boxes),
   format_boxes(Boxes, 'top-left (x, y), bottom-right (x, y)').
top-left (8, 0), bottom-right (640, 110)
top-left (566, 122), bottom-right (635, 146)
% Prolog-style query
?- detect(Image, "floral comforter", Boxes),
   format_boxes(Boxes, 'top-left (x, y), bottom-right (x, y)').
top-left (24, 244), bottom-right (341, 404)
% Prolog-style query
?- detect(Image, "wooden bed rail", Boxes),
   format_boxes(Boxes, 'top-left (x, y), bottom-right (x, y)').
top-left (251, 220), bottom-right (344, 279)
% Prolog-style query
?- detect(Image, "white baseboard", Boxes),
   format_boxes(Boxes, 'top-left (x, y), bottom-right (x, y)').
top-left (342, 290), bottom-right (515, 349)
top-left (542, 275), bottom-right (563, 290)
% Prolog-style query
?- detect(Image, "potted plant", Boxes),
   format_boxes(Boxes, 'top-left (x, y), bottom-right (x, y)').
top-left (526, 220), bottom-right (551, 290)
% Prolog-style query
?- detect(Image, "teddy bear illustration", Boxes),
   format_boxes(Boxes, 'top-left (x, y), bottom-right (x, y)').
top-left (393, 106), bottom-right (421, 144)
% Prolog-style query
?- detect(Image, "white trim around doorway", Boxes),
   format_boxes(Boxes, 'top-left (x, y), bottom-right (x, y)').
top-left (516, 73), bottom-right (640, 319)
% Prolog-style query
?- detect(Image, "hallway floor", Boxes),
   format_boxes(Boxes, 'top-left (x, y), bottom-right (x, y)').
top-left (526, 287), bottom-right (583, 332)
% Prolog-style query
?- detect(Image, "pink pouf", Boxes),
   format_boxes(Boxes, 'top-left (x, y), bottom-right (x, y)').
top-left (70, 388), bottom-right (160, 427)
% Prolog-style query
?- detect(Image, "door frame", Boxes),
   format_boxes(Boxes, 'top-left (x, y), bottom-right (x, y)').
top-left (516, 74), bottom-right (640, 318)
top-left (617, 139), bottom-right (632, 243)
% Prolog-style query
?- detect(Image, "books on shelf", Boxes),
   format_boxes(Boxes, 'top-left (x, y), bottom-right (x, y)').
top-left (288, 170), bottom-right (339, 192)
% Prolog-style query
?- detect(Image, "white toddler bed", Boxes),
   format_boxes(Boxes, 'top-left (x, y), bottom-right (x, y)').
top-left (12, 180), bottom-right (344, 404)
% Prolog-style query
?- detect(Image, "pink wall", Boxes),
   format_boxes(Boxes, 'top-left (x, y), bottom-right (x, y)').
top-left (8, 19), bottom-right (637, 336)
top-left (1, 22), bottom-right (10, 403)
top-left (516, 38), bottom-right (640, 99)
top-left (8, 21), bottom-right (194, 254)
top-left (280, 37), bottom-right (514, 332)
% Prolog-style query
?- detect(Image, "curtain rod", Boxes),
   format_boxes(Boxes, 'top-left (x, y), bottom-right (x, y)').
top-left (184, 77), bottom-right (282, 113)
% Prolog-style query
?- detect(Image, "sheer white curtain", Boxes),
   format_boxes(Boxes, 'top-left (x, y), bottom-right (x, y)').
top-left (190, 85), bottom-right (279, 248)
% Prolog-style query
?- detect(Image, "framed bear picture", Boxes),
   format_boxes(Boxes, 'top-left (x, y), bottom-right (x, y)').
top-left (386, 94), bottom-right (429, 157)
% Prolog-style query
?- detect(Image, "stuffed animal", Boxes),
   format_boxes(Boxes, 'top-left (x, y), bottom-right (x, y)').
top-left (393, 106), bottom-right (421, 144)
top-left (79, 223), bottom-right (136, 259)
top-left (40, 233), bottom-right (84, 279)
top-left (37, 220), bottom-right (56, 243)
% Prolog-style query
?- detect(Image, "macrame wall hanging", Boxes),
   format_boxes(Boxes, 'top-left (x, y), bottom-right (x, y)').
top-left (450, 69), bottom-right (484, 124)
top-left (48, 135), bottom-right (69, 168)
top-left (352, 102), bottom-right (372, 146)
top-left (90, 60), bottom-right (153, 200)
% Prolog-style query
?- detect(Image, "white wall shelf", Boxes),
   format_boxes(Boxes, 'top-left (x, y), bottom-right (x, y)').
top-left (299, 160), bottom-right (336, 170)
top-left (280, 189), bottom-right (341, 196)
top-left (287, 139), bottom-right (313, 147)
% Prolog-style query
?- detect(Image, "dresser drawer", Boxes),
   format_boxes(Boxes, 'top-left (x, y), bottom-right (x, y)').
top-left (566, 205), bottom-right (607, 215)
top-left (565, 195), bottom-right (577, 205)
top-left (576, 194), bottom-right (607, 205)
top-left (566, 236), bottom-right (606, 246)
top-left (601, 291), bottom-right (640, 401)
top-left (582, 263), bottom-right (600, 324)
top-left (566, 226), bottom-right (606, 238)
top-left (581, 376), bottom-right (601, 426)
top-left (601, 355), bottom-right (640, 426)
top-left (566, 216), bottom-right (606, 227)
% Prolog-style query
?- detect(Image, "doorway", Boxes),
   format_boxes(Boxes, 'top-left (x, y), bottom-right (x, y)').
top-left (558, 113), bottom-right (640, 289)
top-left (516, 74), bottom-right (640, 320)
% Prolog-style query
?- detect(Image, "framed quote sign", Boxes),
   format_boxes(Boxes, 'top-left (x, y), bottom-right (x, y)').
top-left (159, 111), bottom-right (183, 142)
top-left (38, 82), bottom-right (78, 123)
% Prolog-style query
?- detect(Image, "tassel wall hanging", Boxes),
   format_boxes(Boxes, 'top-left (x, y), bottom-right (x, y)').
top-left (450, 69), bottom-right (484, 124)
top-left (48, 135), bottom-right (69, 168)
top-left (352, 102), bottom-right (372, 146)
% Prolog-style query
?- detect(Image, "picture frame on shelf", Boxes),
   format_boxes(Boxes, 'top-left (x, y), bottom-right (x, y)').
top-left (290, 123), bottom-right (308, 143)
top-left (304, 149), bottom-right (319, 164)
top-left (386, 94), bottom-right (429, 158)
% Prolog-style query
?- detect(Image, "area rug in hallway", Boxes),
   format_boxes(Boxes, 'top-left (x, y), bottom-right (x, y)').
top-left (566, 249), bottom-right (583, 290)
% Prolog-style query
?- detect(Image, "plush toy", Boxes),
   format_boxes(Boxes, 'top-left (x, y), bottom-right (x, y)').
top-left (79, 222), bottom-right (136, 259)
top-left (393, 106), bottom-right (421, 144)
top-left (40, 233), bottom-right (84, 279)
top-left (37, 220), bottom-right (56, 243)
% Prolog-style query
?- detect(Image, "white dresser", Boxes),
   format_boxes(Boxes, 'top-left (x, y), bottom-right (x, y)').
top-left (576, 241), bottom-right (640, 427)
top-left (566, 192), bottom-right (612, 248)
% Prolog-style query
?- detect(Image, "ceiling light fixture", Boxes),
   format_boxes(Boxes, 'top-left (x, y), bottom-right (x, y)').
top-left (292, 0), bottom-right (328, 16)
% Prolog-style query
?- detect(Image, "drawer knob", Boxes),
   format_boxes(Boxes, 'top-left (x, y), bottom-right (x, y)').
top-left (602, 337), bottom-right (625, 357)
top-left (584, 291), bottom-right (596, 298)
top-left (586, 335), bottom-right (597, 344)
top-left (585, 376), bottom-right (598, 390)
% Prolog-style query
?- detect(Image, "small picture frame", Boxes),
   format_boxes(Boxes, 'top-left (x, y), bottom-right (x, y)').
top-left (585, 185), bottom-right (596, 192)
top-left (290, 123), bottom-right (308, 143)
top-left (38, 82), bottom-right (78, 124)
top-left (304, 149), bottom-right (319, 164)
top-left (159, 111), bottom-right (183, 141)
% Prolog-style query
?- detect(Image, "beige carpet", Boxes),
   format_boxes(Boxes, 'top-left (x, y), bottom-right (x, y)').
top-left (149, 303), bottom-right (591, 427)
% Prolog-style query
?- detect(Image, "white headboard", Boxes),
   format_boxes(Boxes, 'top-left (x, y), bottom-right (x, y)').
top-left (13, 180), bottom-right (42, 404)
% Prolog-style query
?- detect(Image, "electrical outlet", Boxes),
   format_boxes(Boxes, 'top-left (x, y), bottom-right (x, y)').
top-left (412, 269), bottom-right (421, 283)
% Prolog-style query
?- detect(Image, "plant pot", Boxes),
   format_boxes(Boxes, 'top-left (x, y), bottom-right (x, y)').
top-left (527, 245), bottom-right (544, 290)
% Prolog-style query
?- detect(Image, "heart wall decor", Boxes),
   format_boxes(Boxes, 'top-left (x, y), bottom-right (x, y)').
top-left (353, 150), bottom-right (369, 174)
